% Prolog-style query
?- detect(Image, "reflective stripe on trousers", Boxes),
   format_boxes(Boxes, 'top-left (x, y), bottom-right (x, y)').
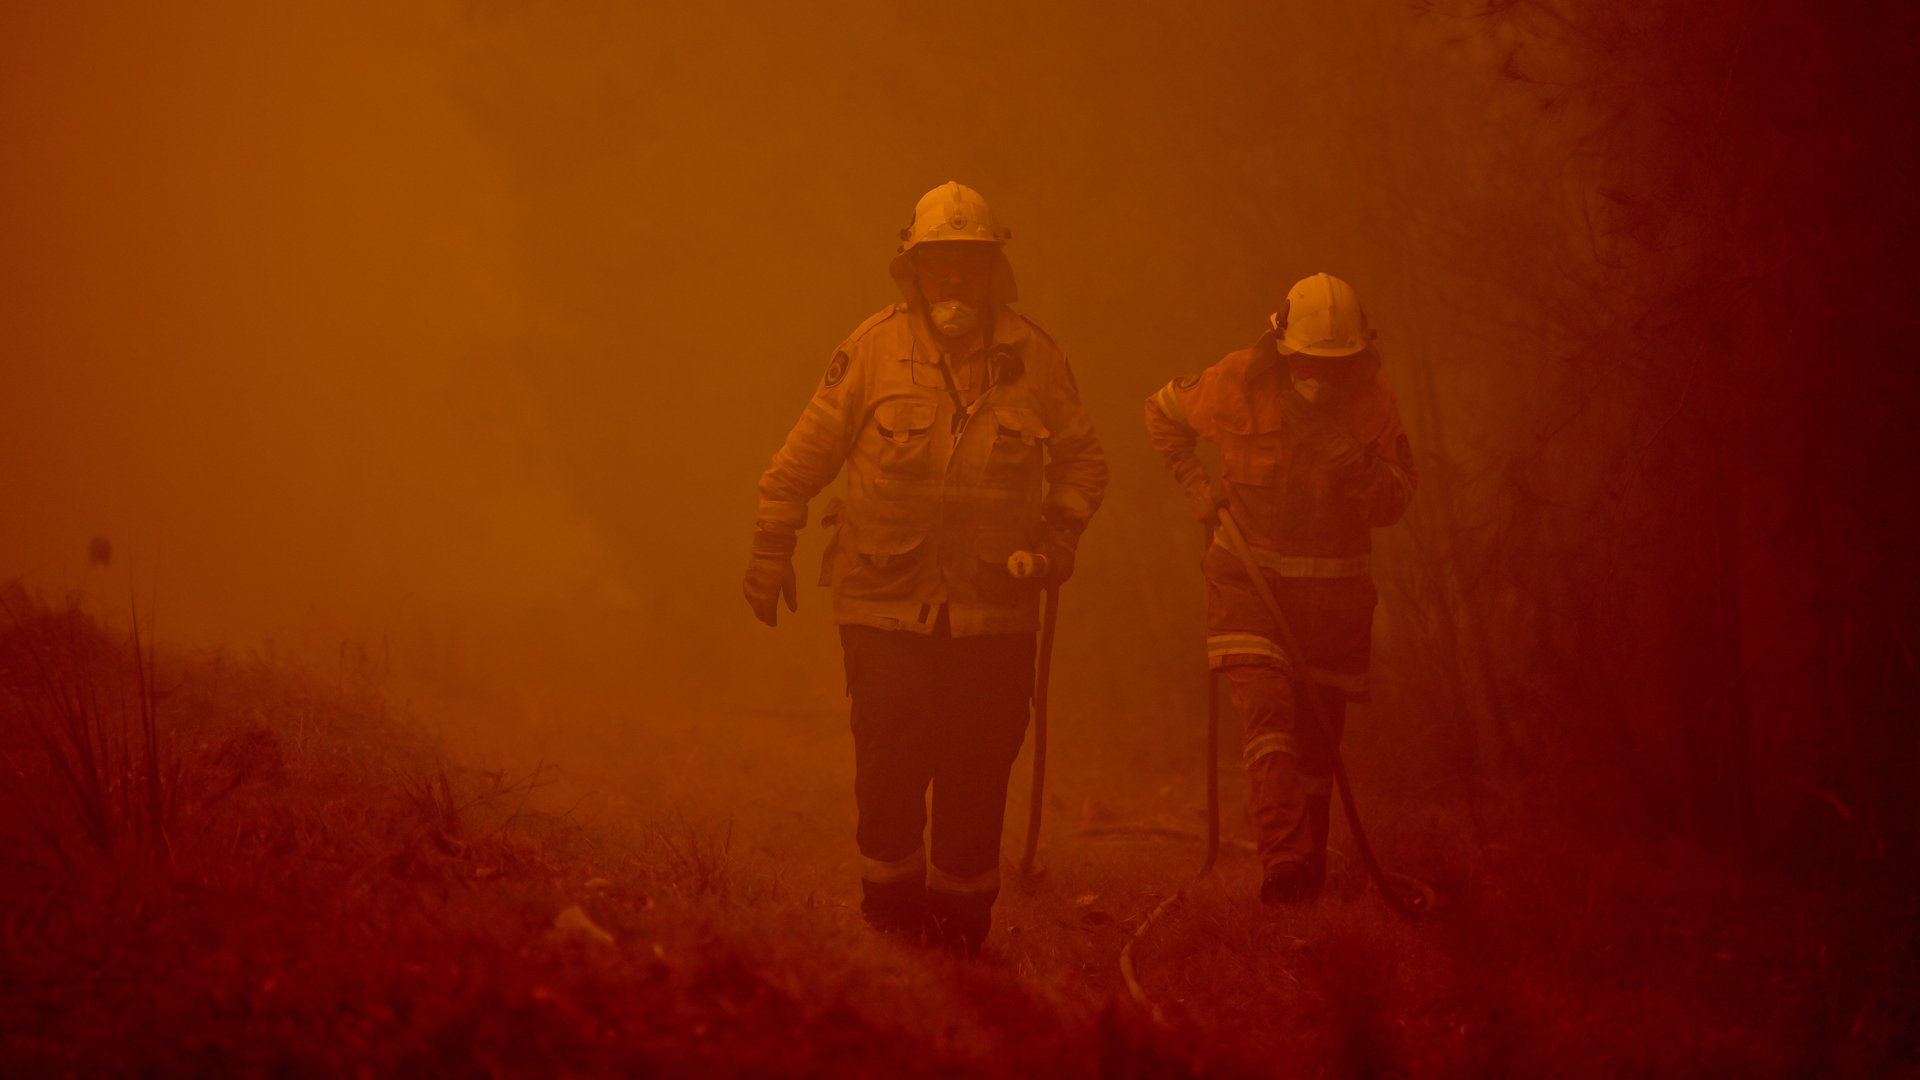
top-left (840, 616), bottom-right (1032, 949)
top-left (862, 846), bottom-right (925, 885)
top-left (927, 863), bottom-right (1000, 896)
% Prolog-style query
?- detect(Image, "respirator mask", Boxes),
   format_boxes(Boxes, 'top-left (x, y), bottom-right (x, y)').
top-left (1292, 376), bottom-right (1329, 403)
top-left (929, 299), bottom-right (980, 338)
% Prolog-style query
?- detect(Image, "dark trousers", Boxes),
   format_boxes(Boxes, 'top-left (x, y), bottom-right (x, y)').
top-left (1226, 658), bottom-right (1347, 875)
top-left (841, 613), bottom-right (1034, 950)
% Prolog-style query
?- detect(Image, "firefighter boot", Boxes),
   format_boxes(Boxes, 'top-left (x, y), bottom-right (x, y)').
top-left (925, 887), bottom-right (998, 953)
top-left (1264, 793), bottom-right (1333, 905)
top-left (861, 877), bottom-right (927, 942)
top-left (1260, 861), bottom-right (1316, 905)
top-left (924, 887), bottom-right (995, 956)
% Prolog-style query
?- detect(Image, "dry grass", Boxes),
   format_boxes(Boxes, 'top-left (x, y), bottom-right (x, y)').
top-left (0, 586), bottom-right (184, 871)
top-left (1, 590), bottom-right (1914, 1076)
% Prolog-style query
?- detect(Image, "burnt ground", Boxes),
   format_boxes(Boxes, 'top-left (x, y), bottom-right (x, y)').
top-left (2, 603), bottom-right (1916, 1077)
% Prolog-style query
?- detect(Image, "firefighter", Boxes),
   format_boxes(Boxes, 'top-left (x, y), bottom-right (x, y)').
top-left (1145, 272), bottom-right (1416, 904)
top-left (744, 182), bottom-right (1108, 951)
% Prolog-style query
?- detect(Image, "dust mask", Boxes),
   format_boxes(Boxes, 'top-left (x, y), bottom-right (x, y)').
top-left (1293, 376), bottom-right (1328, 403)
top-left (930, 300), bottom-right (980, 338)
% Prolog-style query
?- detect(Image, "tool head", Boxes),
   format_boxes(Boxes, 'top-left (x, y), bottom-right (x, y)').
top-left (1007, 549), bottom-right (1051, 580)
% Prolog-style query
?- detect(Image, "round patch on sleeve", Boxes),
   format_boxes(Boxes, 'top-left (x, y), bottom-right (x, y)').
top-left (823, 353), bottom-right (849, 389)
top-left (1174, 373), bottom-right (1202, 391)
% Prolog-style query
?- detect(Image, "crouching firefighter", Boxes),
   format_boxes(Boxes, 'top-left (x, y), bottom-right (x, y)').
top-left (744, 182), bottom-right (1108, 952)
top-left (1145, 272), bottom-right (1416, 905)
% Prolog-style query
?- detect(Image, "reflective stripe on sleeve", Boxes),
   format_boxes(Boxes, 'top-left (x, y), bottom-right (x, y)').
top-left (1244, 732), bottom-right (1297, 764)
top-left (1151, 381), bottom-right (1189, 426)
top-left (757, 499), bottom-right (808, 528)
top-left (926, 862), bottom-right (1000, 896)
top-left (862, 846), bottom-right (925, 885)
top-left (801, 396), bottom-right (845, 426)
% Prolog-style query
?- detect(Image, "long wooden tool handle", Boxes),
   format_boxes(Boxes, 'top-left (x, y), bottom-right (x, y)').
top-left (1019, 583), bottom-right (1058, 878)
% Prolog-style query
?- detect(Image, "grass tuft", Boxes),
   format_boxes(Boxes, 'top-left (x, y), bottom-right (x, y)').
top-left (0, 585), bottom-right (181, 871)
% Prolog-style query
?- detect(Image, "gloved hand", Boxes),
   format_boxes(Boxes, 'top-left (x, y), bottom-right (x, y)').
top-left (742, 527), bottom-right (798, 627)
top-left (1185, 481), bottom-right (1228, 530)
top-left (1288, 400), bottom-right (1368, 481)
top-left (1037, 537), bottom-right (1075, 587)
top-left (1032, 516), bottom-right (1079, 587)
top-left (1167, 457), bottom-right (1226, 532)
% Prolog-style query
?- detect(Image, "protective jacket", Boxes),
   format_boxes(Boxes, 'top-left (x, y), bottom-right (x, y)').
top-left (757, 304), bottom-right (1106, 636)
top-left (1145, 331), bottom-right (1416, 694)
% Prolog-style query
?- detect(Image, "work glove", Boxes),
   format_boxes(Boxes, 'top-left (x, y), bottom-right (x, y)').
top-left (1287, 396), bottom-right (1369, 483)
top-left (1186, 482), bottom-right (1228, 530)
top-left (1031, 515), bottom-right (1079, 587)
top-left (742, 527), bottom-right (798, 627)
top-left (1169, 457), bottom-right (1226, 530)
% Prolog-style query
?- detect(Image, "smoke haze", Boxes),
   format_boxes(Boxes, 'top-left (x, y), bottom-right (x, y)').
top-left (6, 0), bottom-right (1916, 845)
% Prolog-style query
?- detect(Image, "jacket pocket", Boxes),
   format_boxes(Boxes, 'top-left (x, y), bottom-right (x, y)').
top-left (837, 524), bottom-right (927, 601)
top-left (1221, 446), bottom-right (1282, 537)
top-left (873, 399), bottom-right (937, 478)
top-left (974, 555), bottom-right (1030, 605)
top-left (987, 406), bottom-right (1049, 476)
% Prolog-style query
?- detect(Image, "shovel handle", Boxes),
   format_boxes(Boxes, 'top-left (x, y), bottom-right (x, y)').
top-left (1018, 576), bottom-right (1059, 879)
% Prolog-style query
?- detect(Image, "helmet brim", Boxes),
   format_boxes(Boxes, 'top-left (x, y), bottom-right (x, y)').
top-left (889, 245), bottom-right (1018, 306)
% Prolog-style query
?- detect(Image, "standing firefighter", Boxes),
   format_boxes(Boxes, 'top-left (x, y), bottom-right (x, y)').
top-left (744, 182), bottom-right (1108, 952)
top-left (1145, 272), bottom-right (1416, 904)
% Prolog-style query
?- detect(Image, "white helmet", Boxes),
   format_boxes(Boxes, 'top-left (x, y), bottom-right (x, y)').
top-left (888, 181), bottom-right (1019, 304)
top-left (896, 181), bottom-right (1012, 250)
top-left (1273, 272), bottom-right (1375, 357)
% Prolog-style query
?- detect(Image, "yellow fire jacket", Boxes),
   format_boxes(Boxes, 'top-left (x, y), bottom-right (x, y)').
top-left (756, 303), bottom-right (1107, 636)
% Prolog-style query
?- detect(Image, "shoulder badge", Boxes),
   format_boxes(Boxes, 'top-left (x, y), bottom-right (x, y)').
top-left (1174, 373), bottom-right (1202, 391)
top-left (822, 352), bottom-right (850, 389)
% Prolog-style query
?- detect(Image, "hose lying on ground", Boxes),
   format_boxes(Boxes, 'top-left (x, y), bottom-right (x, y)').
top-left (1118, 667), bottom-right (1220, 1025)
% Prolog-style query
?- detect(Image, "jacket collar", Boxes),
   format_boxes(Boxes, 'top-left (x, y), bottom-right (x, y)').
top-left (904, 304), bottom-right (1029, 365)
top-left (1248, 330), bottom-right (1283, 379)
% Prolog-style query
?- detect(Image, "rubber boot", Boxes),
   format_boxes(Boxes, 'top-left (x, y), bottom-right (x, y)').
top-left (861, 878), bottom-right (927, 942)
top-left (1260, 861), bottom-right (1315, 905)
top-left (924, 888), bottom-right (995, 956)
